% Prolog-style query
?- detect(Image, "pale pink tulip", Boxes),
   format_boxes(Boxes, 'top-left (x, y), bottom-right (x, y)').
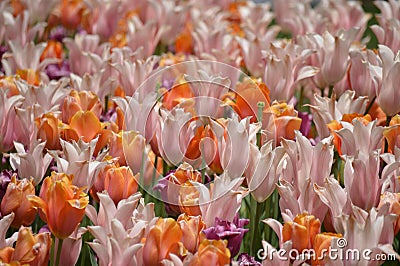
top-left (308, 90), bottom-right (368, 138)
top-left (0, 213), bottom-right (18, 249)
top-left (245, 141), bottom-right (285, 202)
top-left (263, 41), bottom-right (318, 102)
top-left (195, 173), bottom-right (248, 227)
top-left (49, 138), bottom-right (107, 191)
top-left (9, 141), bottom-right (52, 185)
top-left (375, 45), bottom-right (400, 116)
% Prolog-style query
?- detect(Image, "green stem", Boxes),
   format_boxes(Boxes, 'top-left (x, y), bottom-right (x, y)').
top-left (104, 95), bottom-right (109, 113)
top-left (328, 85), bottom-right (334, 98)
top-left (55, 238), bottom-right (63, 266)
top-left (364, 96), bottom-right (376, 115)
top-left (152, 155), bottom-right (159, 186)
top-left (384, 115), bottom-right (392, 153)
top-left (320, 88), bottom-right (325, 97)
top-left (249, 197), bottom-right (264, 256)
top-left (298, 87), bottom-right (304, 112)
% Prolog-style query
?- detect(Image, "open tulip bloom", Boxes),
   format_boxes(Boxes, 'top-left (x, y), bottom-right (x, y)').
top-left (2, 0), bottom-right (400, 265)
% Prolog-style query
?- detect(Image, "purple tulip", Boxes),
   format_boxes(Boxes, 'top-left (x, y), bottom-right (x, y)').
top-left (203, 215), bottom-right (249, 257)
top-left (0, 170), bottom-right (13, 201)
top-left (237, 253), bottom-right (262, 266)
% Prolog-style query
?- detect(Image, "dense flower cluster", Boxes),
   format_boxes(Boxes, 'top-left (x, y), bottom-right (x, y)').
top-left (1, 0), bottom-right (400, 265)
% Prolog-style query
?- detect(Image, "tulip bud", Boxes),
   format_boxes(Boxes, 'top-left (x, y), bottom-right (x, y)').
top-left (103, 166), bottom-right (139, 205)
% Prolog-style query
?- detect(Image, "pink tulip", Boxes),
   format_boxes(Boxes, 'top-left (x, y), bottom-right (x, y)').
top-left (375, 45), bottom-right (400, 116)
top-left (245, 141), bottom-right (285, 202)
top-left (308, 90), bottom-right (368, 139)
top-left (9, 141), bottom-right (52, 185)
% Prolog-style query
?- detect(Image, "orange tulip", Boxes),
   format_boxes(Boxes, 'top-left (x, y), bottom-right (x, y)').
top-left (178, 181), bottom-right (202, 216)
top-left (175, 31), bottom-right (193, 54)
top-left (0, 227), bottom-right (51, 266)
top-left (264, 102), bottom-right (302, 144)
top-left (185, 124), bottom-right (222, 173)
top-left (142, 218), bottom-right (186, 265)
top-left (40, 40), bottom-right (63, 62)
top-left (103, 166), bottom-right (139, 205)
top-left (162, 80), bottom-right (194, 110)
top-left (383, 114), bottom-right (400, 154)
top-left (312, 232), bottom-right (343, 266)
top-left (61, 90), bottom-right (103, 124)
top-left (177, 214), bottom-right (206, 253)
top-left (90, 158), bottom-right (119, 201)
top-left (28, 172), bottom-right (89, 239)
top-left (0, 76), bottom-right (19, 97)
top-left (60, 0), bottom-right (86, 29)
top-left (60, 110), bottom-right (103, 143)
top-left (16, 69), bottom-right (40, 86)
top-left (35, 113), bottom-right (62, 150)
top-left (282, 213), bottom-right (321, 252)
top-left (189, 239), bottom-right (231, 266)
top-left (378, 192), bottom-right (400, 235)
top-left (0, 175), bottom-right (37, 228)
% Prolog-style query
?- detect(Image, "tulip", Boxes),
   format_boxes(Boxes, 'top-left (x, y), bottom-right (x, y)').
top-left (0, 76), bottom-right (19, 97)
top-left (376, 45), bottom-right (400, 116)
top-left (311, 232), bottom-right (342, 266)
top-left (224, 77), bottom-right (270, 123)
top-left (189, 239), bottom-right (231, 266)
top-left (35, 112), bottom-right (62, 150)
top-left (103, 166), bottom-right (139, 205)
top-left (60, 110), bottom-right (103, 143)
top-left (0, 175), bottom-right (37, 228)
top-left (263, 102), bottom-right (302, 145)
top-left (245, 141), bottom-right (285, 202)
top-left (40, 40), bottom-right (64, 62)
top-left (142, 218), bottom-right (185, 265)
top-left (378, 192), bottom-right (400, 235)
top-left (16, 69), bottom-right (40, 86)
top-left (282, 213), bottom-right (321, 252)
top-left (28, 172), bottom-right (89, 239)
top-left (203, 216), bottom-right (249, 257)
top-left (155, 163), bottom-right (203, 215)
top-left (9, 141), bottom-right (53, 186)
top-left (177, 214), bottom-right (206, 254)
top-left (0, 227), bottom-right (51, 266)
top-left (383, 114), bottom-right (400, 153)
top-left (61, 90), bottom-right (102, 124)
top-left (162, 79), bottom-right (194, 111)
top-left (59, 0), bottom-right (86, 29)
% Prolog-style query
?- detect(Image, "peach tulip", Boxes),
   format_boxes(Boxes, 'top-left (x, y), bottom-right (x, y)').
top-left (383, 114), bottom-right (400, 154)
top-left (35, 113), bottom-right (62, 150)
top-left (312, 232), bottom-right (343, 266)
top-left (0, 175), bottom-right (37, 228)
top-left (189, 239), bottom-right (231, 266)
top-left (103, 166), bottom-right (139, 205)
top-left (0, 227), bottom-right (51, 266)
top-left (282, 213), bottom-right (321, 252)
top-left (142, 218), bottom-right (185, 265)
top-left (61, 90), bottom-right (103, 124)
top-left (28, 172), bottom-right (89, 239)
top-left (177, 214), bottom-right (206, 254)
top-left (60, 110), bottom-right (103, 143)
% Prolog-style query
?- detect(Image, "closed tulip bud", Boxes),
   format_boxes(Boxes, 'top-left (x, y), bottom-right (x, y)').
top-left (103, 166), bottom-right (139, 205)
top-left (0, 175), bottom-right (37, 228)
top-left (28, 172), bottom-right (89, 239)
top-left (282, 213), bottom-right (321, 252)
top-left (177, 214), bottom-right (206, 253)
top-left (35, 113), bottom-right (62, 150)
